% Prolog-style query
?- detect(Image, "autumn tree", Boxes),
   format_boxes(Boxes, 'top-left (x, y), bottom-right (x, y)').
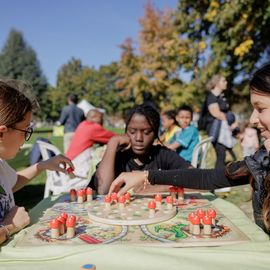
top-left (117, 2), bottom-right (196, 111)
top-left (174, 0), bottom-right (270, 112)
top-left (116, 38), bottom-right (141, 111)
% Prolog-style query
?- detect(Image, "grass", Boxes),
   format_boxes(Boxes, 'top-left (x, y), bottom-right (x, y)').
top-left (11, 128), bottom-right (253, 220)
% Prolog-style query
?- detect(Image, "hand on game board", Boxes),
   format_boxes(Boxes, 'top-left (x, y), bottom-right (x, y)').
top-left (108, 171), bottom-right (146, 196)
top-left (37, 154), bottom-right (74, 174)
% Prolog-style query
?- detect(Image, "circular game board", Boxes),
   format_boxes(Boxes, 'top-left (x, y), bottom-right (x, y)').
top-left (87, 196), bottom-right (177, 225)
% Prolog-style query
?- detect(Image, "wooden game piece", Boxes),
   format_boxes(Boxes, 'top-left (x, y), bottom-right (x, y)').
top-left (148, 200), bottom-right (156, 218)
top-left (207, 208), bottom-right (217, 225)
top-left (196, 209), bottom-right (206, 222)
top-left (203, 215), bottom-right (212, 235)
top-left (188, 212), bottom-right (196, 233)
top-left (165, 196), bottom-right (174, 209)
top-left (177, 186), bottom-right (184, 202)
top-left (81, 264), bottom-right (96, 270)
top-left (67, 167), bottom-right (74, 174)
top-left (77, 189), bottom-right (85, 203)
top-left (60, 212), bottom-right (68, 219)
top-left (67, 167), bottom-right (75, 179)
top-left (154, 194), bottom-right (162, 209)
top-left (104, 195), bottom-right (111, 211)
top-left (86, 187), bottom-right (93, 202)
top-left (118, 195), bottom-right (126, 211)
top-left (111, 192), bottom-right (118, 204)
top-left (50, 219), bottom-right (60, 239)
top-left (57, 216), bottom-right (66, 235)
top-left (191, 215), bottom-right (201, 235)
top-left (60, 212), bottom-right (68, 231)
top-left (70, 189), bottom-right (77, 202)
top-left (124, 192), bottom-right (131, 204)
top-left (66, 215), bottom-right (76, 239)
top-left (169, 186), bottom-right (177, 200)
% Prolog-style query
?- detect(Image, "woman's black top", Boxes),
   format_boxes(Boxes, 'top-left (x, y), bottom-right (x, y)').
top-left (205, 92), bottom-right (229, 134)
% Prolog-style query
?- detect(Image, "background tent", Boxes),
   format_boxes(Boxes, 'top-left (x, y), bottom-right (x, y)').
top-left (77, 99), bottom-right (106, 117)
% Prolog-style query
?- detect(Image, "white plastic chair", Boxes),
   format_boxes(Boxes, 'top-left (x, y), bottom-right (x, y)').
top-left (37, 140), bottom-right (88, 198)
top-left (191, 136), bottom-right (213, 168)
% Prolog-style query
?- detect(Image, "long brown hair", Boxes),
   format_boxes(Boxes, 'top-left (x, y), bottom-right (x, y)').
top-left (249, 64), bottom-right (270, 230)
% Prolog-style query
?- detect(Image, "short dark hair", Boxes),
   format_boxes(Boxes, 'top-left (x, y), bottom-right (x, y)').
top-left (68, 93), bottom-right (78, 104)
top-left (177, 105), bottom-right (193, 116)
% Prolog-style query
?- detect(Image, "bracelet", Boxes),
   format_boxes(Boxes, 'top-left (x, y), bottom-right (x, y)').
top-left (143, 171), bottom-right (150, 190)
top-left (0, 225), bottom-right (10, 240)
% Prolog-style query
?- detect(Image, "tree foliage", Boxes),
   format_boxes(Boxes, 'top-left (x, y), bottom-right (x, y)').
top-left (117, 3), bottom-right (196, 111)
top-left (0, 29), bottom-right (48, 103)
top-left (48, 58), bottom-right (121, 120)
top-left (174, 0), bottom-right (270, 112)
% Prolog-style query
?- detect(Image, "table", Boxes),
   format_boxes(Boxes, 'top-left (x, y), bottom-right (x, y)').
top-left (0, 193), bottom-right (269, 270)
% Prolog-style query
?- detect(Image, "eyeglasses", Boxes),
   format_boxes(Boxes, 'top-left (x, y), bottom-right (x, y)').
top-left (9, 126), bottom-right (33, 141)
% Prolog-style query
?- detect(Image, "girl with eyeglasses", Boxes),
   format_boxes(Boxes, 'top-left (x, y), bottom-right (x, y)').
top-left (109, 64), bottom-right (270, 235)
top-left (0, 80), bottom-right (75, 245)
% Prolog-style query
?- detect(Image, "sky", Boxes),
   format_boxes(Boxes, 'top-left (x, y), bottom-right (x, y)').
top-left (0, 0), bottom-right (179, 86)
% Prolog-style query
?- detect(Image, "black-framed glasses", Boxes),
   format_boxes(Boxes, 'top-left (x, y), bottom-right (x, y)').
top-left (9, 126), bottom-right (33, 141)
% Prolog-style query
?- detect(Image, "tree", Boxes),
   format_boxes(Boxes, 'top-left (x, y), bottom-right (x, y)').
top-left (51, 58), bottom-right (121, 119)
top-left (0, 29), bottom-right (48, 102)
top-left (84, 62), bottom-right (121, 115)
top-left (174, 0), bottom-right (270, 112)
top-left (117, 3), bottom-right (195, 111)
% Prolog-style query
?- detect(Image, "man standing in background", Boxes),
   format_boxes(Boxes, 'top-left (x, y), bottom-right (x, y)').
top-left (57, 93), bottom-right (85, 153)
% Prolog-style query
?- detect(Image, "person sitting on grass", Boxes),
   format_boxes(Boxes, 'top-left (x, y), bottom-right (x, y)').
top-left (108, 63), bottom-right (270, 235)
top-left (0, 80), bottom-right (74, 245)
top-left (166, 105), bottom-right (199, 163)
top-left (90, 103), bottom-right (191, 195)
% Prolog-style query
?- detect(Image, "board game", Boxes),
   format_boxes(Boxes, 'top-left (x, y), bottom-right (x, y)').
top-left (88, 196), bottom-right (177, 225)
top-left (13, 192), bottom-right (250, 248)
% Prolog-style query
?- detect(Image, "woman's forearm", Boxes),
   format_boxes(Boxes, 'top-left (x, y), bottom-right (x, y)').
top-left (148, 167), bottom-right (249, 190)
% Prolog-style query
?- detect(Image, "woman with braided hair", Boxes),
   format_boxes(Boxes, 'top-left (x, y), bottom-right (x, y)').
top-left (109, 64), bottom-right (270, 235)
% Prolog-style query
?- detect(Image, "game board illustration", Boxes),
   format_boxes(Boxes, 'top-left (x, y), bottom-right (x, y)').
top-left (14, 193), bottom-right (250, 248)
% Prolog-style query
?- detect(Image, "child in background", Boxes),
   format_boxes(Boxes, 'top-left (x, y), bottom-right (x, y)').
top-left (0, 80), bottom-right (74, 245)
top-left (91, 104), bottom-right (191, 194)
top-left (240, 121), bottom-right (259, 157)
top-left (166, 105), bottom-right (199, 163)
top-left (160, 110), bottom-right (180, 144)
top-left (109, 63), bottom-right (270, 235)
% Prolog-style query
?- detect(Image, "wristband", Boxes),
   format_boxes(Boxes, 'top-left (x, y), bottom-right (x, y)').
top-left (0, 225), bottom-right (10, 240)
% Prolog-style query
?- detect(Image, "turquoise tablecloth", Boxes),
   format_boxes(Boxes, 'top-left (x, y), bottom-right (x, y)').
top-left (0, 194), bottom-right (269, 270)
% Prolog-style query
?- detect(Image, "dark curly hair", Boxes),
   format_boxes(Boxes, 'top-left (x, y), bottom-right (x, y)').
top-left (125, 104), bottom-right (160, 139)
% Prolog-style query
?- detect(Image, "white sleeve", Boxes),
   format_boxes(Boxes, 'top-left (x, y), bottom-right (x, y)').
top-left (1, 160), bottom-right (17, 188)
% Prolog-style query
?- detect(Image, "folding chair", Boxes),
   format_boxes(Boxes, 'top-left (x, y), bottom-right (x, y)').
top-left (191, 136), bottom-right (213, 168)
top-left (37, 140), bottom-right (88, 198)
